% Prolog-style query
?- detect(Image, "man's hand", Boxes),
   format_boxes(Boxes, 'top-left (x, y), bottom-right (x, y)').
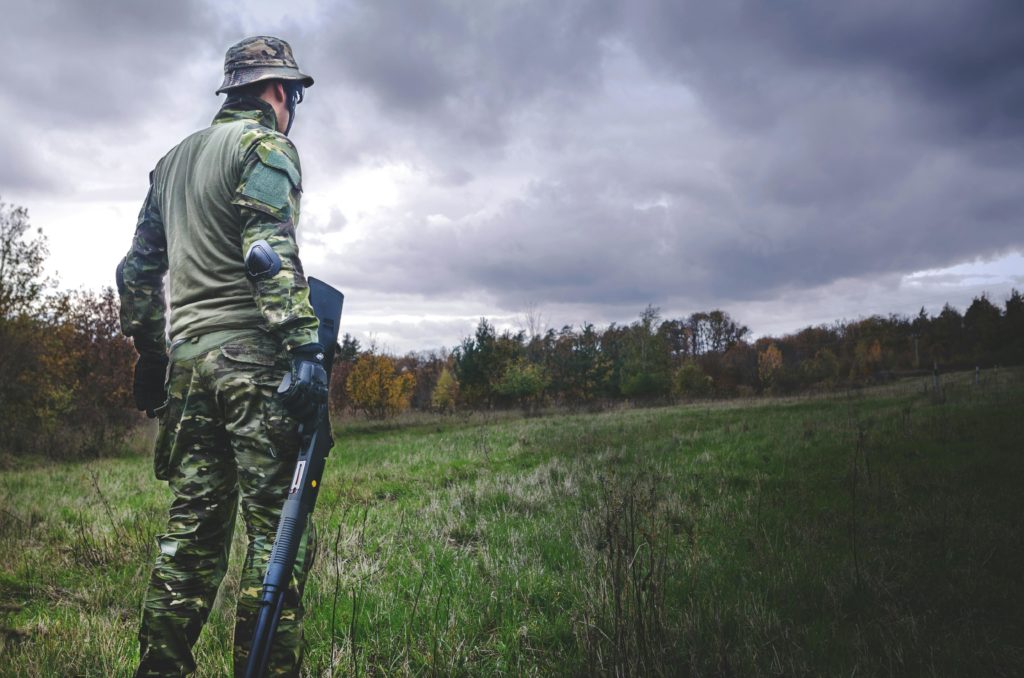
top-left (277, 343), bottom-right (328, 426)
top-left (134, 352), bottom-right (169, 417)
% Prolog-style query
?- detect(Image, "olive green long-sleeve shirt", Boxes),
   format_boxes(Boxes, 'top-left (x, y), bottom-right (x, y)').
top-left (118, 97), bottom-right (319, 353)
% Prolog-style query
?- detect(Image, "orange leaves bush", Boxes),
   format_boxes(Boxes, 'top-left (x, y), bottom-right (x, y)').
top-left (345, 352), bottom-right (416, 419)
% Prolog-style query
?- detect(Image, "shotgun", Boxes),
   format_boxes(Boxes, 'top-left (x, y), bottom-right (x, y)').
top-left (245, 277), bottom-right (344, 677)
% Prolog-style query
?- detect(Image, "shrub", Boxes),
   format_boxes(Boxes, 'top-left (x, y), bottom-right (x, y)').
top-left (494, 360), bottom-right (548, 414)
top-left (621, 371), bottom-right (671, 401)
top-left (673, 361), bottom-right (712, 399)
top-left (346, 352), bottom-right (416, 419)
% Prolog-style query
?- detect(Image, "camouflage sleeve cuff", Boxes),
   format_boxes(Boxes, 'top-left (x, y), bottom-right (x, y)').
top-left (282, 327), bottom-right (321, 352)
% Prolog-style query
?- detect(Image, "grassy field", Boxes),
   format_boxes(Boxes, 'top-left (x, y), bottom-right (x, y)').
top-left (2, 369), bottom-right (1023, 677)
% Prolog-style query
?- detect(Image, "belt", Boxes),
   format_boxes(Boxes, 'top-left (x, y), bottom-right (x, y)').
top-left (170, 327), bottom-right (267, 361)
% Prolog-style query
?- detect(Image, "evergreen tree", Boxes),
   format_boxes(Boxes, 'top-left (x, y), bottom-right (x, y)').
top-left (964, 294), bottom-right (1002, 365)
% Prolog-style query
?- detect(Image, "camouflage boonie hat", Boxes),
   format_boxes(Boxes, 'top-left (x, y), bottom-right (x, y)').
top-left (216, 36), bottom-right (314, 95)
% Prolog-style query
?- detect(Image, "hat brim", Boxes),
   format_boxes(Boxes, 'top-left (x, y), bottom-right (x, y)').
top-left (216, 66), bottom-right (314, 95)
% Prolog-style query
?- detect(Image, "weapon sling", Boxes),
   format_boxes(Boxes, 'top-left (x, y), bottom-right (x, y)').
top-left (245, 277), bottom-right (344, 678)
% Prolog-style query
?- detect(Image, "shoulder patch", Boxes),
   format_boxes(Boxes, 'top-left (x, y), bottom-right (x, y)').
top-left (256, 144), bottom-right (301, 188)
top-left (240, 163), bottom-right (292, 209)
top-left (234, 128), bottom-right (303, 218)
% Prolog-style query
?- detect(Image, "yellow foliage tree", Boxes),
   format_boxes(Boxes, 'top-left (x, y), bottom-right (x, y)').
top-left (346, 353), bottom-right (415, 419)
top-left (431, 367), bottom-right (459, 413)
top-left (851, 338), bottom-right (883, 378)
top-left (758, 343), bottom-right (783, 389)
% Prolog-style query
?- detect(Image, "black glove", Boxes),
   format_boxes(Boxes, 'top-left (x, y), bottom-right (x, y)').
top-left (133, 352), bottom-right (169, 417)
top-left (277, 342), bottom-right (329, 426)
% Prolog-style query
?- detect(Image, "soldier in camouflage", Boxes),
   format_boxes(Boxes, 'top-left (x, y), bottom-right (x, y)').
top-left (117, 36), bottom-right (325, 677)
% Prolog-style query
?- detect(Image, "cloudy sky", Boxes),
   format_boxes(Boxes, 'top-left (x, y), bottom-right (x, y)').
top-left (2, 0), bottom-right (1022, 352)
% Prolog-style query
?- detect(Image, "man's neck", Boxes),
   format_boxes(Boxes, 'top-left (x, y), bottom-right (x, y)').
top-left (212, 95), bottom-right (279, 131)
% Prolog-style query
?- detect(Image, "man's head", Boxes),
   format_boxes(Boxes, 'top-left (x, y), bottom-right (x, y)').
top-left (228, 79), bottom-right (304, 134)
top-left (217, 36), bottom-right (313, 134)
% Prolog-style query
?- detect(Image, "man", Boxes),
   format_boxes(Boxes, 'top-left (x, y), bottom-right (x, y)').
top-left (117, 36), bottom-right (327, 677)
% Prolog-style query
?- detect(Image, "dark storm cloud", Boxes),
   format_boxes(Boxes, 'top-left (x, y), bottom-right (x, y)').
top-left (623, 1), bottom-right (1024, 139)
top-left (320, 0), bottom-right (1024, 311)
top-left (784, 3), bottom-right (1024, 140)
top-left (657, 0), bottom-right (1024, 294)
top-left (1, 0), bottom-right (221, 128)
top-left (309, 0), bottom-right (618, 146)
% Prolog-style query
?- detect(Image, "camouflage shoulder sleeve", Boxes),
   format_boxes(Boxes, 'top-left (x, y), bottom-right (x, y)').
top-left (234, 131), bottom-right (318, 351)
top-left (233, 127), bottom-right (303, 221)
top-left (118, 178), bottom-right (168, 354)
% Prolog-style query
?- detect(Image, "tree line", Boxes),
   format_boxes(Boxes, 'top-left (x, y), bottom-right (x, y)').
top-left (354, 290), bottom-right (1021, 417)
top-left (0, 201), bottom-right (136, 458)
top-left (2, 197), bottom-right (1022, 458)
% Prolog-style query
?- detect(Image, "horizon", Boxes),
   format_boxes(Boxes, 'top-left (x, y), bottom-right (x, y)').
top-left (15, 221), bottom-right (1020, 357)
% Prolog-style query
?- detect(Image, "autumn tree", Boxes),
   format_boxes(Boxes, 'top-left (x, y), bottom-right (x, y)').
top-left (431, 366), bottom-right (459, 413)
top-left (758, 343), bottom-right (783, 391)
top-left (346, 352), bottom-right (415, 420)
top-left (800, 348), bottom-right (840, 386)
top-left (57, 287), bottom-right (136, 455)
top-left (0, 200), bottom-right (62, 453)
top-left (328, 332), bottom-right (361, 415)
top-left (397, 350), bottom-right (448, 410)
top-left (850, 338), bottom-right (883, 379)
top-left (0, 200), bottom-right (138, 457)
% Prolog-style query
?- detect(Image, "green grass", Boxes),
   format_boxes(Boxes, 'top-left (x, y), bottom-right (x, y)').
top-left (2, 369), bottom-right (1023, 676)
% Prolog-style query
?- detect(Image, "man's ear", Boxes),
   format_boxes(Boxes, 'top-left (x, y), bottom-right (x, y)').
top-left (261, 80), bottom-right (285, 105)
top-left (271, 81), bottom-right (287, 105)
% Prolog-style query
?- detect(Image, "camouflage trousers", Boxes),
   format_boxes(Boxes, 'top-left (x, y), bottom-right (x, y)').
top-left (136, 329), bottom-right (316, 678)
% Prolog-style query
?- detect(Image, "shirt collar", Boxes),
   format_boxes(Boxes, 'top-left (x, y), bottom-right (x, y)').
top-left (212, 95), bottom-right (279, 130)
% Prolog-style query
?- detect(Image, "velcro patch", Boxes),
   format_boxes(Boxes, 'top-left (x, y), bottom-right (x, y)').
top-left (256, 146), bottom-right (301, 188)
top-left (240, 163), bottom-right (291, 209)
